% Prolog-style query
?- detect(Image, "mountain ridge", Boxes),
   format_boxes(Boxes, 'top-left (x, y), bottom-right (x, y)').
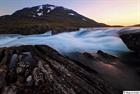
top-left (0, 4), bottom-right (109, 35)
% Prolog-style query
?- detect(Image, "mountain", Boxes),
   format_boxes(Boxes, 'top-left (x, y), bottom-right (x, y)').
top-left (111, 25), bottom-right (124, 27)
top-left (130, 24), bottom-right (140, 27)
top-left (0, 4), bottom-right (108, 35)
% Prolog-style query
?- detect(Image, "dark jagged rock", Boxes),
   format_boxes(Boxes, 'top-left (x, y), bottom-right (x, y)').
top-left (83, 50), bottom-right (119, 64)
top-left (0, 45), bottom-right (117, 94)
top-left (72, 51), bottom-right (140, 91)
top-left (97, 50), bottom-right (118, 60)
top-left (119, 28), bottom-right (140, 52)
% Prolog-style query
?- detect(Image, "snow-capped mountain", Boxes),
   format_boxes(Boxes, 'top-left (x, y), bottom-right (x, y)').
top-left (12, 4), bottom-right (101, 25)
top-left (0, 4), bottom-right (108, 34)
top-left (13, 4), bottom-right (78, 17)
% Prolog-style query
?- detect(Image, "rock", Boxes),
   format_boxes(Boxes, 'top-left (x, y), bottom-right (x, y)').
top-left (71, 51), bottom-right (140, 91)
top-left (26, 75), bottom-right (33, 86)
top-left (1, 85), bottom-right (17, 94)
top-left (119, 28), bottom-right (140, 52)
top-left (0, 45), bottom-right (117, 94)
top-left (0, 65), bottom-right (8, 89)
top-left (83, 50), bottom-right (119, 64)
top-left (82, 52), bottom-right (97, 59)
top-left (97, 50), bottom-right (118, 60)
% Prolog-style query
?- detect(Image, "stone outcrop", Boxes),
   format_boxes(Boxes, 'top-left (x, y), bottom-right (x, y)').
top-left (119, 28), bottom-right (140, 52)
top-left (83, 50), bottom-right (119, 64)
top-left (0, 45), bottom-right (117, 94)
top-left (77, 51), bottom-right (140, 91)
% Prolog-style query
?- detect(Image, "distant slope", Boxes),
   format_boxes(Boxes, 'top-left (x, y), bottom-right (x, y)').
top-left (130, 24), bottom-right (140, 27)
top-left (0, 4), bottom-right (109, 35)
top-left (111, 25), bottom-right (124, 27)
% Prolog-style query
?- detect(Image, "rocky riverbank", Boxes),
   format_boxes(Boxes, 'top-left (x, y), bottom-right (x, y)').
top-left (0, 45), bottom-right (117, 94)
top-left (68, 50), bottom-right (140, 91)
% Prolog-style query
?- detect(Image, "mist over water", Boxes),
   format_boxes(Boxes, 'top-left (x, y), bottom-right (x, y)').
top-left (0, 28), bottom-right (133, 55)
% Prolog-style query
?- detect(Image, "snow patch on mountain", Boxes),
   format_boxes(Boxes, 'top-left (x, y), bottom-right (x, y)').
top-left (35, 5), bottom-right (56, 16)
top-left (36, 5), bottom-right (44, 16)
top-left (47, 6), bottom-right (55, 13)
top-left (48, 6), bottom-right (55, 10)
top-left (37, 5), bottom-right (43, 12)
top-left (37, 12), bottom-right (43, 16)
top-left (82, 18), bottom-right (87, 21)
top-left (68, 13), bottom-right (75, 16)
top-left (47, 10), bottom-right (51, 13)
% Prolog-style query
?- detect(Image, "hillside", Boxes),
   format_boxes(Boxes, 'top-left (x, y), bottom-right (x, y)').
top-left (0, 4), bottom-right (108, 35)
top-left (130, 24), bottom-right (140, 27)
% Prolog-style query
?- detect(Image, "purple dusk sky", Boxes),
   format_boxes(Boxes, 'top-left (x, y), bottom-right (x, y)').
top-left (0, 0), bottom-right (139, 26)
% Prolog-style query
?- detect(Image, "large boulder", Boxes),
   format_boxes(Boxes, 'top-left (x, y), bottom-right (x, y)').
top-left (119, 28), bottom-right (140, 52)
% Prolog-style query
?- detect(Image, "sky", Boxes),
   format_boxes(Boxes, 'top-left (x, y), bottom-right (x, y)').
top-left (0, 0), bottom-right (140, 26)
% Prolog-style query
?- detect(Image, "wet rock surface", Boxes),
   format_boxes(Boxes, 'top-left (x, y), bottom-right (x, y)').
top-left (83, 50), bottom-right (119, 64)
top-left (119, 28), bottom-right (140, 79)
top-left (0, 45), bottom-right (117, 94)
top-left (119, 29), bottom-right (140, 52)
top-left (68, 51), bottom-right (140, 91)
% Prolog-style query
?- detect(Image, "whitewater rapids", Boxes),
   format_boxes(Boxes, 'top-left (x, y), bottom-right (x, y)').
top-left (0, 27), bottom-right (138, 55)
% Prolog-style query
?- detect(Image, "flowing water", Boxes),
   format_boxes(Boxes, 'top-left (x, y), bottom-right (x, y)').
top-left (0, 27), bottom-right (135, 56)
top-left (0, 27), bottom-right (140, 90)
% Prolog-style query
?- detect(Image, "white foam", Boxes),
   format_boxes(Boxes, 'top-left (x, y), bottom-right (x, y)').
top-left (48, 6), bottom-right (55, 10)
top-left (0, 28), bottom-right (134, 56)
